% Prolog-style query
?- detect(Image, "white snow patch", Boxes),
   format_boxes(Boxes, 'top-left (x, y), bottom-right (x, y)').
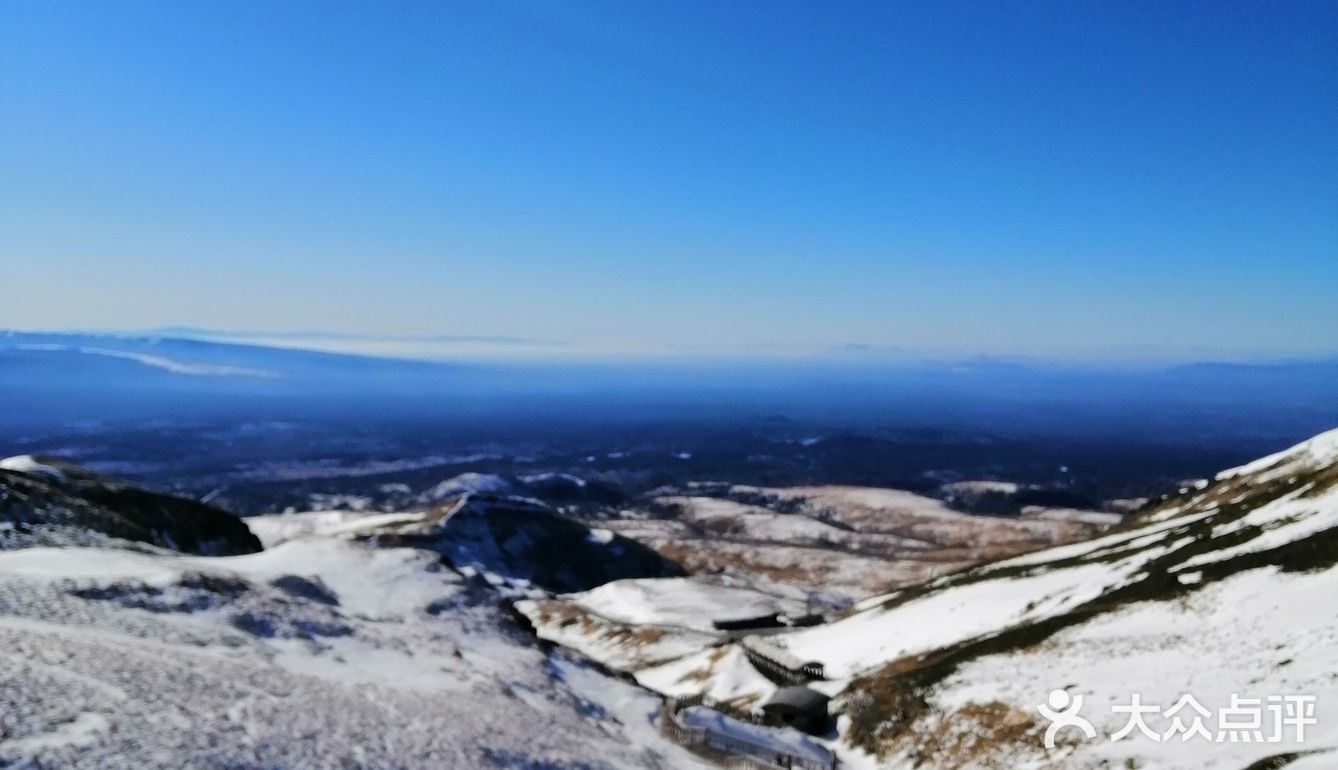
top-left (570, 577), bottom-right (801, 633)
top-left (0, 455), bottom-right (67, 482)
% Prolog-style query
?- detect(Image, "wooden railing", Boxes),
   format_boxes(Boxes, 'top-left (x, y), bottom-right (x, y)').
top-left (660, 694), bottom-right (837, 770)
top-left (740, 636), bottom-right (826, 685)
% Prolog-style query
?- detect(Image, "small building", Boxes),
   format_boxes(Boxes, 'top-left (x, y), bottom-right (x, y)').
top-left (758, 686), bottom-right (832, 735)
top-left (712, 613), bottom-right (783, 632)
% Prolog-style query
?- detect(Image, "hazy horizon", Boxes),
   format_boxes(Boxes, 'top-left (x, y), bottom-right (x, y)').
top-left (4, 325), bottom-right (1338, 367)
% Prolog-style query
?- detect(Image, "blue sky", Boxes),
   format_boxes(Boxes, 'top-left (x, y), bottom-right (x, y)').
top-left (2, 1), bottom-right (1335, 360)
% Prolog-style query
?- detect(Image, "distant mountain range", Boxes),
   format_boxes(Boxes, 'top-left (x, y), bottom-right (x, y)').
top-left (2, 329), bottom-right (1336, 445)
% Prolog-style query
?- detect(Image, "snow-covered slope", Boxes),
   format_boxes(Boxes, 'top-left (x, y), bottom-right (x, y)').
top-left (926, 563), bottom-right (1338, 770)
top-left (652, 428), bottom-right (1338, 769)
top-left (244, 491), bottom-right (681, 596)
top-left (0, 521), bottom-right (711, 769)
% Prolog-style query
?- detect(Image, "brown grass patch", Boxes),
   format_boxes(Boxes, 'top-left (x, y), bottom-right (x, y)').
top-left (678, 646), bottom-right (729, 684)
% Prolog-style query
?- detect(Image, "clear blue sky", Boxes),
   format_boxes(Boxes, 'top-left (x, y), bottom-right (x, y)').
top-left (2, 1), bottom-right (1335, 359)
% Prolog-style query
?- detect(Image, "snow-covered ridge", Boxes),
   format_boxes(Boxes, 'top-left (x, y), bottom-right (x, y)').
top-left (640, 427), bottom-right (1338, 769)
top-left (781, 427), bottom-right (1338, 674)
top-left (1216, 425), bottom-right (1338, 482)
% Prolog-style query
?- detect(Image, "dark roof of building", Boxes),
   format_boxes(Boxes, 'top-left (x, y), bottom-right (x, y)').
top-left (761, 686), bottom-right (831, 715)
top-left (711, 613), bottom-right (782, 631)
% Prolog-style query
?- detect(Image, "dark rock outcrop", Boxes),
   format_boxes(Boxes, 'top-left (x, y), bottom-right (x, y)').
top-left (370, 493), bottom-right (682, 593)
top-left (0, 457), bottom-right (262, 555)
